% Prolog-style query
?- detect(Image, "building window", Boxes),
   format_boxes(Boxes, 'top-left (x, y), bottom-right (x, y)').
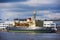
top-left (44, 24), bottom-right (46, 25)
top-left (47, 24), bottom-right (50, 25)
top-left (51, 24), bottom-right (54, 25)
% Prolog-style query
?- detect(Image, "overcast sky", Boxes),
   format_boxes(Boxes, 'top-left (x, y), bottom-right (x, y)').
top-left (0, 0), bottom-right (60, 20)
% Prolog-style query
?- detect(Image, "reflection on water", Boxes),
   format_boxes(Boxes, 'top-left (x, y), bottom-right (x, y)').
top-left (0, 32), bottom-right (60, 40)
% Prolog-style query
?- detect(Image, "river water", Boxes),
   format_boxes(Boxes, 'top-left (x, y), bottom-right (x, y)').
top-left (0, 32), bottom-right (60, 40)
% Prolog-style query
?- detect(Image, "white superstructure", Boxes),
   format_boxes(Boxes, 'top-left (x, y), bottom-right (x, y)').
top-left (43, 21), bottom-right (56, 27)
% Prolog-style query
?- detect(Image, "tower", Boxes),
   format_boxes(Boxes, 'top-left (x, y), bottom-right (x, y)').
top-left (33, 9), bottom-right (36, 20)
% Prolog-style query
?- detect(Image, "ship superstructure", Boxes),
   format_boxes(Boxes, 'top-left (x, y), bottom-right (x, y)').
top-left (13, 9), bottom-right (37, 28)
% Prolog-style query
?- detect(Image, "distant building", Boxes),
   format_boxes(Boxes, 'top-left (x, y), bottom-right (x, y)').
top-left (43, 21), bottom-right (56, 27)
top-left (0, 21), bottom-right (14, 27)
top-left (0, 21), bottom-right (14, 29)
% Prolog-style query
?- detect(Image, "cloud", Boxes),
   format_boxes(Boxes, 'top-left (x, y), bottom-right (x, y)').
top-left (36, 10), bottom-right (60, 19)
top-left (0, 0), bottom-right (58, 8)
top-left (0, 0), bottom-right (59, 10)
top-left (19, 0), bottom-right (58, 6)
top-left (0, 3), bottom-right (14, 8)
top-left (1, 8), bottom-right (60, 20)
top-left (1, 8), bottom-right (34, 20)
top-left (46, 13), bottom-right (60, 19)
top-left (1, 11), bottom-right (20, 20)
top-left (0, 0), bottom-right (60, 20)
top-left (0, 0), bottom-right (27, 3)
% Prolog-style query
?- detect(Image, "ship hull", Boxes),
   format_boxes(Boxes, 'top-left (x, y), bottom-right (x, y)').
top-left (6, 27), bottom-right (56, 33)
